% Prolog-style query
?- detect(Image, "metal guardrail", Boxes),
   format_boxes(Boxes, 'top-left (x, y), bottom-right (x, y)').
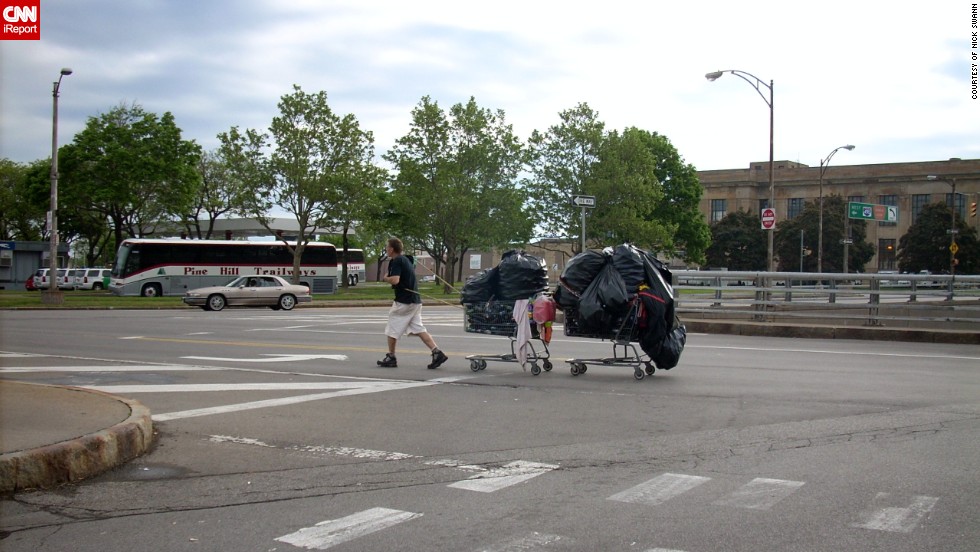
top-left (671, 271), bottom-right (980, 330)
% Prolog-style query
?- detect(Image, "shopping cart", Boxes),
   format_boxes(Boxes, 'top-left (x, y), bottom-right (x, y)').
top-left (464, 298), bottom-right (553, 376)
top-left (563, 299), bottom-right (656, 380)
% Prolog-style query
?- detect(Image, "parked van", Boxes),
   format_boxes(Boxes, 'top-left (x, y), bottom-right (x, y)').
top-left (75, 268), bottom-right (112, 290)
top-left (58, 269), bottom-right (78, 290)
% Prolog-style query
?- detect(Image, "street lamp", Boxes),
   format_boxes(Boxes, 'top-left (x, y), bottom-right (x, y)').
top-left (817, 144), bottom-right (855, 274)
top-left (706, 69), bottom-right (775, 271)
top-left (927, 174), bottom-right (958, 300)
top-left (43, 67), bottom-right (72, 305)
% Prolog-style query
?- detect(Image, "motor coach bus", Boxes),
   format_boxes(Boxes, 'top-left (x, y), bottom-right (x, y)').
top-left (110, 239), bottom-right (362, 297)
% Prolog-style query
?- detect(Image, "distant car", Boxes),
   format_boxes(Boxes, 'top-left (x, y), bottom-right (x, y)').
top-left (420, 275), bottom-right (436, 283)
top-left (25, 276), bottom-right (37, 291)
top-left (56, 269), bottom-right (75, 290)
top-left (182, 275), bottom-right (312, 311)
top-left (74, 268), bottom-right (112, 290)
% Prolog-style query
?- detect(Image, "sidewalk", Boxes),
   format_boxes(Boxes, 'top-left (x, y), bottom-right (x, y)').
top-left (0, 380), bottom-right (153, 494)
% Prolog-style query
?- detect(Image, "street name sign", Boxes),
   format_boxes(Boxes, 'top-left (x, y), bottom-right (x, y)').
top-left (848, 202), bottom-right (898, 223)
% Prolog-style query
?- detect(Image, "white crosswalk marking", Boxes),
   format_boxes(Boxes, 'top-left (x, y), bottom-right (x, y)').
top-left (448, 460), bottom-right (559, 493)
top-left (851, 492), bottom-right (939, 533)
top-left (275, 507), bottom-right (422, 550)
top-left (608, 473), bottom-right (711, 506)
top-left (712, 477), bottom-right (805, 510)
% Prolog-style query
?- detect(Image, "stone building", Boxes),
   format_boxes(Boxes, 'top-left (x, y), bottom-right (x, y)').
top-left (697, 157), bottom-right (980, 272)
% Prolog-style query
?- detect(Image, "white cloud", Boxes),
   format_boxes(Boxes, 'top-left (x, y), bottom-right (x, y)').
top-left (1, 0), bottom-right (977, 171)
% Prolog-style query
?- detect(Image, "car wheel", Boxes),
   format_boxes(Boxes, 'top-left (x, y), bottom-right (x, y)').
top-left (207, 294), bottom-right (226, 311)
top-left (278, 294), bottom-right (296, 311)
top-left (92, 283), bottom-right (103, 291)
top-left (141, 283), bottom-right (163, 297)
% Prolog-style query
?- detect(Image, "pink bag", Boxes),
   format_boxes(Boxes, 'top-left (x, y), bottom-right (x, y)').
top-left (532, 295), bottom-right (557, 324)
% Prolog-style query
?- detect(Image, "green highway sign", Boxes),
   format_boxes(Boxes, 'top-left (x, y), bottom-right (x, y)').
top-left (848, 202), bottom-right (898, 223)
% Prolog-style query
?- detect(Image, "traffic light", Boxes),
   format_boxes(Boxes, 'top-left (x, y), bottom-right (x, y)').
top-left (972, 201), bottom-right (977, 218)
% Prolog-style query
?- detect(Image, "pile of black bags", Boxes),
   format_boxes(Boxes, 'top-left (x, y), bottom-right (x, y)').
top-left (556, 244), bottom-right (686, 369)
top-left (461, 250), bottom-right (549, 336)
top-left (460, 250), bottom-right (549, 303)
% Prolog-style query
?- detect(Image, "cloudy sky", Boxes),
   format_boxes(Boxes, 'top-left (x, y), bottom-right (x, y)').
top-left (1, 1), bottom-right (977, 173)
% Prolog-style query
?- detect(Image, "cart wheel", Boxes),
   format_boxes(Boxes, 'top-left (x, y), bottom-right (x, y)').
top-left (570, 363), bottom-right (580, 376)
top-left (470, 360), bottom-right (481, 372)
top-left (543, 359), bottom-right (553, 372)
top-left (530, 363), bottom-right (541, 376)
top-left (479, 359), bottom-right (488, 370)
top-left (634, 369), bottom-right (645, 381)
top-left (581, 365), bottom-right (587, 374)
top-left (645, 363), bottom-right (655, 376)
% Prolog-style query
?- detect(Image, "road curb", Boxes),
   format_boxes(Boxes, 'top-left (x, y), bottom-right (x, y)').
top-left (0, 385), bottom-right (154, 494)
top-left (683, 320), bottom-right (980, 344)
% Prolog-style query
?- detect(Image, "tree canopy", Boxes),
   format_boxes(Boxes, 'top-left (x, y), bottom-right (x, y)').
top-left (898, 202), bottom-right (978, 274)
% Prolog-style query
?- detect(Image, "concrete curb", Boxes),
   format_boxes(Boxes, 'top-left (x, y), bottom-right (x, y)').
top-left (0, 385), bottom-right (154, 494)
top-left (683, 320), bottom-right (980, 344)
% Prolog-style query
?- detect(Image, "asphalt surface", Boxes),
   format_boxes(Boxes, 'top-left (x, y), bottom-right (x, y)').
top-left (0, 311), bottom-right (974, 494)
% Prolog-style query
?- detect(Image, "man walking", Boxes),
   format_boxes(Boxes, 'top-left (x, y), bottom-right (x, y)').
top-left (377, 237), bottom-right (448, 369)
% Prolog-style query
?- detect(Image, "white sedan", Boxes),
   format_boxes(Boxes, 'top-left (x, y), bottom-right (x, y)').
top-left (182, 275), bottom-right (312, 311)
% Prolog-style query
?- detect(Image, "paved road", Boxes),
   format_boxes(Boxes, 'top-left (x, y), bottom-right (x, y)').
top-left (1, 307), bottom-right (979, 551)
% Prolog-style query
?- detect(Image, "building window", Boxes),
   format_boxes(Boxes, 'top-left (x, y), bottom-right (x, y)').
top-left (759, 198), bottom-right (770, 212)
top-left (787, 198), bottom-right (805, 219)
top-left (710, 199), bottom-right (727, 223)
top-left (946, 193), bottom-right (966, 220)
top-left (878, 194), bottom-right (897, 226)
top-left (847, 195), bottom-right (864, 204)
top-left (878, 239), bottom-right (897, 271)
top-left (911, 194), bottom-right (930, 223)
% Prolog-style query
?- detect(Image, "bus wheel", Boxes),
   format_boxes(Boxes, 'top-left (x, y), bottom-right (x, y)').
top-left (141, 283), bottom-right (163, 297)
top-left (207, 294), bottom-right (226, 311)
top-left (278, 294), bottom-right (296, 311)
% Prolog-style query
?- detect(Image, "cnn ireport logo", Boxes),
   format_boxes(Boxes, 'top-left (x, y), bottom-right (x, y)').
top-left (2, 0), bottom-right (40, 40)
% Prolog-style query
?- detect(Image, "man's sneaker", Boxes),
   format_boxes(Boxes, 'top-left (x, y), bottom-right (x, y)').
top-left (427, 349), bottom-right (448, 369)
top-left (377, 353), bottom-right (397, 367)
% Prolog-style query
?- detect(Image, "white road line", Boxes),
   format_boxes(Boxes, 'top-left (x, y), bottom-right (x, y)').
top-left (153, 381), bottom-right (435, 421)
top-left (0, 365), bottom-right (222, 373)
top-left (275, 507), bottom-right (422, 550)
top-left (850, 493), bottom-right (939, 533)
top-left (711, 477), bottom-right (805, 510)
top-left (478, 531), bottom-right (568, 551)
top-left (448, 460), bottom-right (559, 493)
top-left (608, 473), bottom-right (712, 506)
top-left (84, 382), bottom-right (390, 393)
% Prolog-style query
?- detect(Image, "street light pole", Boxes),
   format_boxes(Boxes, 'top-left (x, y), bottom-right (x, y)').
top-left (43, 68), bottom-right (72, 305)
top-left (706, 69), bottom-right (775, 271)
top-left (927, 175), bottom-right (958, 300)
top-left (817, 144), bottom-right (855, 274)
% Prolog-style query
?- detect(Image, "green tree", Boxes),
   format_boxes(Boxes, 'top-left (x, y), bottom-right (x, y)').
top-left (641, 131), bottom-right (710, 264)
top-left (59, 103), bottom-right (202, 247)
top-left (705, 210), bottom-right (767, 270)
top-left (184, 149), bottom-right (252, 240)
top-left (898, 202), bottom-right (978, 274)
top-left (588, 127), bottom-right (670, 249)
top-left (0, 158), bottom-right (46, 241)
top-left (385, 96), bottom-right (531, 286)
top-left (526, 103), bottom-right (604, 254)
top-left (219, 85), bottom-right (381, 285)
top-left (775, 195), bottom-right (873, 273)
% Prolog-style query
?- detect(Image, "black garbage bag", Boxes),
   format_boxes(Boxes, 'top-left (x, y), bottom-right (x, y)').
top-left (560, 249), bottom-right (609, 295)
top-left (652, 321), bottom-right (687, 369)
top-left (612, 244), bottom-right (648, 293)
top-left (460, 267), bottom-right (499, 304)
top-left (577, 262), bottom-right (629, 333)
top-left (637, 289), bottom-right (669, 357)
top-left (497, 250), bottom-right (548, 300)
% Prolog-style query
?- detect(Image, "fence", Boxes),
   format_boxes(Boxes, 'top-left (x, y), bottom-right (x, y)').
top-left (671, 271), bottom-right (980, 330)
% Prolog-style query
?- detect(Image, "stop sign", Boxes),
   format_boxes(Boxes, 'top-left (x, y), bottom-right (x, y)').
top-left (761, 208), bottom-right (776, 229)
